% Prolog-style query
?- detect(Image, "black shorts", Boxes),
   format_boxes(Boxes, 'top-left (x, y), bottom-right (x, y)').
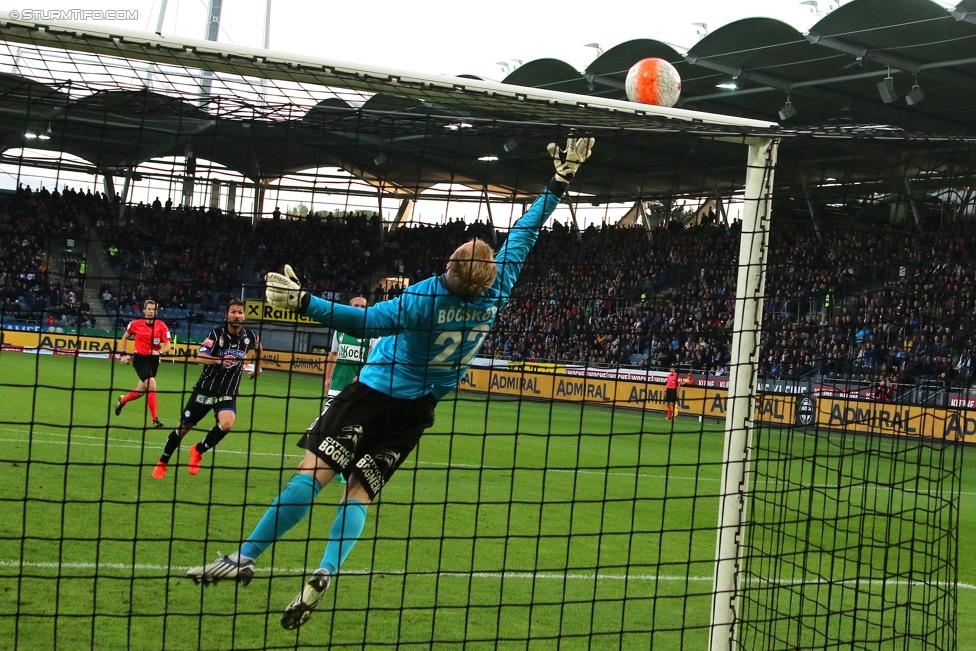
top-left (180, 390), bottom-right (236, 427)
top-left (132, 354), bottom-right (160, 381)
top-left (665, 388), bottom-right (678, 403)
top-left (298, 381), bottom-right (437, 500)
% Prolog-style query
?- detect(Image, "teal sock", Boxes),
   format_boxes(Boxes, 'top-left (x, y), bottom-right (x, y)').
top-left (320, 500), bottom-right (368, 575)
top-left (240, 474), bottom-right (320, 560)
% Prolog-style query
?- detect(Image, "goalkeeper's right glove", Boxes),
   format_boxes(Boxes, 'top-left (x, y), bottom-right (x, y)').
top-left (265, 264), bottom-right (307, 311)
top-left (548, 137), bottom-right (595, 184)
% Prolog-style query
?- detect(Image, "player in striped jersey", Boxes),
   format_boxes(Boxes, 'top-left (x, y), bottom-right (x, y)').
top-left (151, 299), bottom-right (262, 479)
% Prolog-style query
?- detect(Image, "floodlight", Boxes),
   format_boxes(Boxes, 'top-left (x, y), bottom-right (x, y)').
top-left (778, 100), bottom-right (797, 120)
top-left (478, 155), bottom-right (499, 162)
top-left (877, 76), bottom-right (897, 103)
top-left (373, 152), bottom-right (387, 166)
top-left (503, 138), bottom-right (518, 152)
top-left (906, 84), bottom-right (924, 106)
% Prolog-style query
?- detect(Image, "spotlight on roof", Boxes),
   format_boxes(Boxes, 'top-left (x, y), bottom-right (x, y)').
top-left (778, 100), bottom-right (797, 121)
top-left (877, 75), bottom-right (897, 104)
top-left (503, 138), bottom-right (518, 153)
top-left (584, 43), bottom-right (604, 56)
top-left (23, 132), bottom-right (37, 139)
top-left (716, 82), bottom-right (738, 90)
top-left (37, 134), bottom-right (51, 140)
top-left (800, 0), bottom-right (821, 15)
top-left (373, 152), bottom-right (387, 166)
top-left (906, 84), bottom-right (925, 106)
top-left (478, 155), bottom-right (499, 162)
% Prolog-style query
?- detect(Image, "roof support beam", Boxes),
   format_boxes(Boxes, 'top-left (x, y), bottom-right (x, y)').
top-left (799, 174), bottom-right (824, 242)
top-left (681, 58), bottom-right (865, 111)
top-left (637, 200), bottom-right (654, 242)
top-left (954, 186), bottom-right (973, 221)
top-left (102, 174), bottom-right (115, 202)
top-left (391, 199), bottom-right (414, 229)
top-left (683, 56), bottom-right (794, 91)
top-left (377, 186), bottom-right (384, 243)
top-left (583, 73), bottom-right (625, 91)
top-left (225, 181), bottom-right (236, 214)
top-left (253, 182), bottom-right (266, 225)
top-left (566, 200), bottom-right (582, 242)
top-left (198, 0), bottom-right (223, 104)
top-left (952, 6), bottom-right (976, 25)
top-left (807, 33), bottom-right (922, 74)
top-left (482, 188), bottom-right (498, 247)
top-left (808, 33), bottom-right (976, 87)
top-left (712, 181), bottom-right (730, 233)
top-left (683, 67), bottom-right (904, 103)
top-left (683, 64), bottom-right (972, 133)
top-left (119, 167), bottom-right (132, 219)
top-left (904, 175), bottom-right (923, 229)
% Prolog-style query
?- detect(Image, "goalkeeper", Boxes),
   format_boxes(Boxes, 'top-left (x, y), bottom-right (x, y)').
top-left (187, 137), bottom-right (595, 630)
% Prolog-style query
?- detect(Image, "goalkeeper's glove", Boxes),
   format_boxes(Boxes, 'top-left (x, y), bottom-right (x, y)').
top-left (265, 264), bottom-right (307, 311)
top-left (547, 137), bottom-right (595, 184)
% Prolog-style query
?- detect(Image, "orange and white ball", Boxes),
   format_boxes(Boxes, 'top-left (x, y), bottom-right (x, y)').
top-left (625, 58), bottom-right (682, 108)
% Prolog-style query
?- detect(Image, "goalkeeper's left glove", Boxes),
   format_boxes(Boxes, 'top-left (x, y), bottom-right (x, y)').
top-left (265, 264), bottom-right (307, 311)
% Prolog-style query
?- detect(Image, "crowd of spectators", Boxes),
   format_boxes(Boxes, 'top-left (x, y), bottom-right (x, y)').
top-left (477, 214), bottom-right (976, 390)
top-left (97, 199), bottom-right (250, 315)
top-left (253, 210), bottom-right (380, 298)
top-left (0, 185), bottom-right (94, 327)
top-left (10, 183), bottom-right (976, 390)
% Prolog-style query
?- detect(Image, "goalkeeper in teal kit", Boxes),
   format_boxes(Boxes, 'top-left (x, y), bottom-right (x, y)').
top-left (187, 138), bottom-right (595, 629)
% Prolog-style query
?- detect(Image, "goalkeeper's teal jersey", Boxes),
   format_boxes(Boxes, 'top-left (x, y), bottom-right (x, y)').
top-left (304, 189), bottom-right (561, 399)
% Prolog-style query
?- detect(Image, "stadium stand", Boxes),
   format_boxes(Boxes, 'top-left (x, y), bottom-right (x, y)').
top-left (5, 184), bottom-right (976, 391)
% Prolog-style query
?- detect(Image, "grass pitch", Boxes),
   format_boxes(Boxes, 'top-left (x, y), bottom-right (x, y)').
top-left (0, 352), bottom-right (971, 651)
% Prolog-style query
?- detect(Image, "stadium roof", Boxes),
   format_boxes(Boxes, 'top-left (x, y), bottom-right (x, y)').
top-left (508, 0), bottom-right (976, 135)
top-left (0, 3), bottom-right (975, 204)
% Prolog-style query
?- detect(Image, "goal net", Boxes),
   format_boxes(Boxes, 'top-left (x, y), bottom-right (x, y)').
top-left (0, 15), bottom-right (963, 651)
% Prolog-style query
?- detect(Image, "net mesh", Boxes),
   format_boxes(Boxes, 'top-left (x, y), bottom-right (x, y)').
top-left (0, 26), bottom-right (966, 651)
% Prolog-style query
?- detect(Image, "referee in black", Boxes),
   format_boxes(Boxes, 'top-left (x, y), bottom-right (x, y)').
top-left (151, 298), bottom-right (262, 479)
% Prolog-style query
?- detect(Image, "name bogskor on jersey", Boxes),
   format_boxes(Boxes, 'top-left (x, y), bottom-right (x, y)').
top-left (303, 189), bottom-right (561, 399)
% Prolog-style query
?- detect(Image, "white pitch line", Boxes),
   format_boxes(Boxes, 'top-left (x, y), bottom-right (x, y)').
top-left (2, 427), bottom-right (972, 496)
top-left (0, 426), bottom-right (708, 482)
top-left (0, 559), bottom-right (971, 592)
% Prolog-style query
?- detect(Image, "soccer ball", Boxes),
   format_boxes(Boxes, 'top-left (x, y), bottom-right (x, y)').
top-left (625, 58), bottom-right (682, 108)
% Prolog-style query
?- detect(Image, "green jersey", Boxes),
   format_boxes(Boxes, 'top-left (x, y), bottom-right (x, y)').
top-left (329, 331), bottom-right (374, 392)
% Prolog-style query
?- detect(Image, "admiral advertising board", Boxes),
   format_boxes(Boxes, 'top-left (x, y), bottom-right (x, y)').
top-left (0, 331), bottom-right (328, 375)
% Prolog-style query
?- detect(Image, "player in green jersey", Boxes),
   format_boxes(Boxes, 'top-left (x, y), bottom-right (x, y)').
top-left (307, 296), bottom-right (375, 483)
top-left (324, 297), bottom-right (374, 401)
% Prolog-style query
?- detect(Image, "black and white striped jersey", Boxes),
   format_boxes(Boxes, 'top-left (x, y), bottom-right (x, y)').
top-left (194, 325), bottom-right (259, 397)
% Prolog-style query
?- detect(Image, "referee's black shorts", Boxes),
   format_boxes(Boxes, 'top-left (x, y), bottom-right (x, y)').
top-left (132, 354), bottom-right (160, 382)
top-left (665, 387), bottom-right (678, 403)
top-left (299, 381), bottom-right (437, 500)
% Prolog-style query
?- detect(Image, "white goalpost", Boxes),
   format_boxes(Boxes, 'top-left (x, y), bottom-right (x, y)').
top-left (709, 137), bottom-right (779, 651)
